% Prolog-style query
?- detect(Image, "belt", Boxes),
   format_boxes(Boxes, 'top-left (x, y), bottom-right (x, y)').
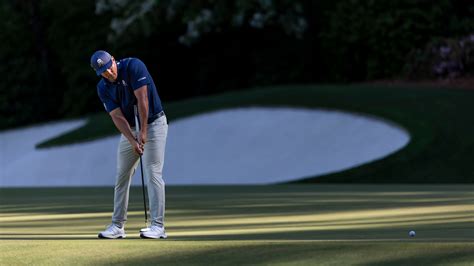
top-left (148, 111), bottom-right (165, 124)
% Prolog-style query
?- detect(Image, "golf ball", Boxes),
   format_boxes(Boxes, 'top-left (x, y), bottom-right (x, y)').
top-left (409, 230), bottom-right (416, 237)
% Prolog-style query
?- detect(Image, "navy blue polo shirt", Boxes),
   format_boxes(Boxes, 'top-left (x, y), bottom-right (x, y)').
top-left (97, 58), bottom-right (163, 127)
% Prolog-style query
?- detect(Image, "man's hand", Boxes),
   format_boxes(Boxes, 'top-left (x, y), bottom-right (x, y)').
top-left (109, 108), bottom-right (143, 155)
top-left (135, 130), bottom-right (147, 155)
top-left (132, 140), bottom-right (144, 155)
top-left (139, 130), bottom-right (147, 145)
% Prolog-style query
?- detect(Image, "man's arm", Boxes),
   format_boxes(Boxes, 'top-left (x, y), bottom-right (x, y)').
top-left (134, 85), bottom-right (149, 145)
top-left (110, 107), bottom-right (143, 155)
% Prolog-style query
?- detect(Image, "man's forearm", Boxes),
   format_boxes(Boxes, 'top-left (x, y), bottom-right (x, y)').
top-left (137, 97), bottom-right (149, 136)
top-left (111, 113), bottom-right (136, 143)
top-left (134, 85), bottom-right (149, 137)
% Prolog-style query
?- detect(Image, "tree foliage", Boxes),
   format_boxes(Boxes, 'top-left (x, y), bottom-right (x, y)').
top-left (96, 0), bottom-right (308, 44)
top-left (0, 0), bottom-right (472, 129)
top-left (319, 0), bottom-right (474, 81)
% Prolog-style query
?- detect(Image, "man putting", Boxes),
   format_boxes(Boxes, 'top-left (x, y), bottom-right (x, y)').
top-left (90, 50), bottom-right (168, 239)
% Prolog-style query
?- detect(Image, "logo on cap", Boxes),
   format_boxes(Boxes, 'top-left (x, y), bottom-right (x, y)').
top-left (97, 58), bottom-right (104, 68)
top-left (90, 50), bottom-right (112, 75)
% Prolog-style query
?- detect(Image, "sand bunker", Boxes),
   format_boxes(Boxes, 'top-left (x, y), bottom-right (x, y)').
top-left (0, 108), bottom-right (410, 186)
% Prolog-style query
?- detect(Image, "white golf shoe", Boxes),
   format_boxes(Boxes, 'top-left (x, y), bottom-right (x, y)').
top-left (98, 224), bottom-right (126, 239)
top-left (140, 225), bottom-right (167, 239)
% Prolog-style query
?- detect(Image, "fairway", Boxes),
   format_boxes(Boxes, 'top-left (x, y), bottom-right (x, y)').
top-left (1, 185), bottom-right (473, 265)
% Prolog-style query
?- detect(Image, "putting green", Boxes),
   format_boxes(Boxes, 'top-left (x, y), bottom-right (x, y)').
top-left (1, 185), bottom-right (473, 265)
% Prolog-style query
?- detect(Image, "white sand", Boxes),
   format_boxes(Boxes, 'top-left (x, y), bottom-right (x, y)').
top-left (0, 108), bottom-right (410, 187)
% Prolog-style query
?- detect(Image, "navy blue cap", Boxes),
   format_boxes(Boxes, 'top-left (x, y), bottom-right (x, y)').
top-left (90, 50), bottom-right (112, 76)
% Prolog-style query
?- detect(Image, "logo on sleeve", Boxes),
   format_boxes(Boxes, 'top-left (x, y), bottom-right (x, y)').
top-left (137, 77), bottom-right (147, 82)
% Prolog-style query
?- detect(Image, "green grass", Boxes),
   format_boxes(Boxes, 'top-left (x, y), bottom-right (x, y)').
top-left (1, 185), bottom-right (473, 265)
top-left (35, 84), bottom-right (474, 183)
top-left (10, 85), bottom-right (473, 264)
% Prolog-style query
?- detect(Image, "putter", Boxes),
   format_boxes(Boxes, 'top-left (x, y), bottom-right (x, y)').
top-left (134, 105), bottom-right (150, 233)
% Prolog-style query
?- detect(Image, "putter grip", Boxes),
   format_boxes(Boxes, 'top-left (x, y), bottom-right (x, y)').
top-left (134, 105), bottom-right (140, 132)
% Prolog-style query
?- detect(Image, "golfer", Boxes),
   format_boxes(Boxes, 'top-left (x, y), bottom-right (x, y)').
top-left (90, 50), bottom-right (168, 239)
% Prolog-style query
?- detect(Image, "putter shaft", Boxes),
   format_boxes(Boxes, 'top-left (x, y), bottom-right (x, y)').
top-left (134, 105), bottom-right (148, 227)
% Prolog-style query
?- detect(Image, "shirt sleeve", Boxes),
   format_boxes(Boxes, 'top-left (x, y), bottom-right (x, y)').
top-left (97, 83), bottom-right (119, 113)
top-left (128, 58), bottom-right (151, 90)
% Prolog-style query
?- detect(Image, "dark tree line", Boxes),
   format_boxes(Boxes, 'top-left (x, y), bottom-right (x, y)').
top-left (1, 0), bottom-right (473, 129)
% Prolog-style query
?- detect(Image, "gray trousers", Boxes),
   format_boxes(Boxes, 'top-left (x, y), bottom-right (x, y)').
top-left (112, 115), bottom-right (168, 228)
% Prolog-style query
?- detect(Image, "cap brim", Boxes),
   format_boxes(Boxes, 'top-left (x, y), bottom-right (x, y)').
top-left (95, 60), bottom-right (113, 76)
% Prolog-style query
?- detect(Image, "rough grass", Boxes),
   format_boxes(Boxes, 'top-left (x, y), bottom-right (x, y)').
top-left (35, 84), bottom-right (474, 183)
top-left (1, 185), bottom-right (473, 265)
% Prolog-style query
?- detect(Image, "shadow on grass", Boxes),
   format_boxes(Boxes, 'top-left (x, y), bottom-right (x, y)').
top-left (0, 233), bottom-right (97, 240)
top-left (361, 250), bottom-right (474, 266)
top-left (108, 242), bottom-right (474, 266)
top-left (120, 242), bottom-right (369, 265)
top-left (1, 186), bottom-right (472, 243)
top-left (2, 225), bottom-right (472, 241)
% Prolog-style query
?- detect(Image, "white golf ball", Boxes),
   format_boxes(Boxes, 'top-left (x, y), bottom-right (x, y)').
top-left (409, 230), bottom-right (416, 237)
